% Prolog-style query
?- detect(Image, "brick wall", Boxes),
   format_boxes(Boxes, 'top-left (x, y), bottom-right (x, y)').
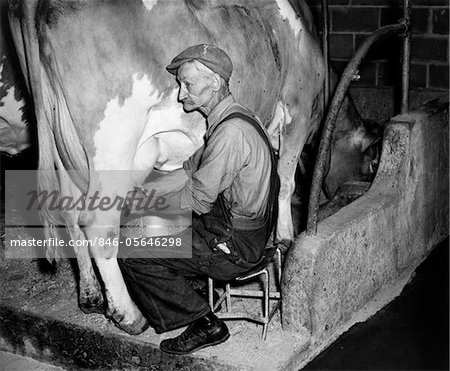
top-left (305, 0), bottom-right (449, 90)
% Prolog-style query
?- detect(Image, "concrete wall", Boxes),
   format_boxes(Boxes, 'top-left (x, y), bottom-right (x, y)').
top-left (281, 100), bottom-right (448, 360)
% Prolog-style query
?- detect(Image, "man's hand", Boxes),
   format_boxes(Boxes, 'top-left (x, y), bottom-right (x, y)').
top-left (124, 169), bottom-right (188, 216)
top-left (144, 169), bottom-right (188, 196)
top-left (125, 188), bottom-right (150, 215)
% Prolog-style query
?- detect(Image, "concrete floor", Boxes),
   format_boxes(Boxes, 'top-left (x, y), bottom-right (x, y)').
top-left (0, 351), bottom-right (66, 371)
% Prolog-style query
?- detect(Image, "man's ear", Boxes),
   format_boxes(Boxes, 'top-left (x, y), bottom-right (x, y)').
top-left (211, 73), bottom-right (221, 92)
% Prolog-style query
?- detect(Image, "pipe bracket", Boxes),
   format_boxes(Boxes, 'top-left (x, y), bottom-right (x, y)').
top-left (398, 17), bottom-right (411, 38)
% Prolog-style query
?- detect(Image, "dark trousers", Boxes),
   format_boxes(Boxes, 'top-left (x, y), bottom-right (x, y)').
top-left (118, 219), bottom-right (259, 334)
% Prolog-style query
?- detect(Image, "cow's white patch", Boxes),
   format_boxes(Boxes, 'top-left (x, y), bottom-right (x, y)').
top-left (94, 258), bottom-right (144, 325)
top-left (0, 60), bottom-right (30, 155)
top-left (142, 0), bottom-right (158, 12)
top-left (349, 126), bottom-right (370, 151)
top-left (276, 174), bottom-right (296, 243)
top-left (275, 0), bottom-right (303, 37)
top-left (267, 102), bottom-right (282, 151)
top-left (282, 102), bottom-right (293, 127)
top-left (94, 80), bottom-right (205, 195)
top-left (93, 73), bottom-right (162, 172)
top-left (266, 101), bottom-right (294, 152)
top-left (135, 88), bottom-right (205, 172)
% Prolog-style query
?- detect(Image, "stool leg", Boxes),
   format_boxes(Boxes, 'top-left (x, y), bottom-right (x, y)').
top-left (262, 270), bottom-right (269, 341)
top-left (225, 283), bottom-right (231, 312)
top-left (276, 248), bottom-right (282, 286)
top-left (208, 278), bottom-right (214, 311)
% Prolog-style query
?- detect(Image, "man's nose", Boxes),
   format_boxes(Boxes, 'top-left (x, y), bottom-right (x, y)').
top-left (179, 85), bottom-right (187, 101)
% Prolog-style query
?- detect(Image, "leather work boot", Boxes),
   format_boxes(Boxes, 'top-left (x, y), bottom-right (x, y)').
top-left (159, 312), bottom-right (230, 354)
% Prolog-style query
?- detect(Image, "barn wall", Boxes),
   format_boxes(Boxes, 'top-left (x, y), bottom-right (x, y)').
top-left (305, 0), bottom-right (449, 90)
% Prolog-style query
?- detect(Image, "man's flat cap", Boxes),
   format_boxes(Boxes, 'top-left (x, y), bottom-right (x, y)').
top-left (166, 44), bottom-right (233, 82)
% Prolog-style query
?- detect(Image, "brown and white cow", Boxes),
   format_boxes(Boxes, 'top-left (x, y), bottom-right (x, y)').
top-left (7, 0), bottom-right (379, 334)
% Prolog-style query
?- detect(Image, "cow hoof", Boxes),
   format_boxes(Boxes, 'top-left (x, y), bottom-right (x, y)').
top-left (79, 302), bottom-right (105, 315)
top-left (113, 314), bottom-right (150, 335)
top-left (276, 239), bottom-right (293, 252)
top-left (78, 294), bottom-right (105, 314)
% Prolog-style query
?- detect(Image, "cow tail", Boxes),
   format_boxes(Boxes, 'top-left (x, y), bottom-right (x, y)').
top-left (38, 118), bottom-right (66, 257)
top-left (9, 0), bottom-right (66, 255)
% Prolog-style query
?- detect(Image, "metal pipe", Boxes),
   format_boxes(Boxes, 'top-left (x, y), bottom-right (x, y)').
top-left (401, 0), bottom-right (412, 114)
top-left (322, 0), bottom-right (330, 110)
top-left (306, 22), bottom-right (408, 236)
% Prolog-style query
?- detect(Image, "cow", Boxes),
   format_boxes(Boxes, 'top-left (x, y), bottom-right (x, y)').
top-left (292, 93), bottom-right (382, 232)
top-left (303, 93), bottom-right (382, 197)
top-left (7, 0), bottom-right (380, 335)
top-left (0, 0), bottom-right (32, 156)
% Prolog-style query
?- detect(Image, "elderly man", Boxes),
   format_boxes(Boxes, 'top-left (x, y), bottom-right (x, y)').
top-left (119, 44), bottom-right (279, 354)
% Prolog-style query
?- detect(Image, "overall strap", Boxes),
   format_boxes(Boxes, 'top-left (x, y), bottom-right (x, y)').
top-left (214, 111), bottom-right (280, 232)
top-left (218, 112), bottom-right (275, 161)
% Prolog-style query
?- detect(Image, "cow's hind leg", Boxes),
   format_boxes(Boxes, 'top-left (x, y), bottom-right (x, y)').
top-left (82, 175), bottom-right (149, 335)
top-left (58, 173), bottom-right (105, 314)
top-left (71, 229), bottom-right (105, 315)
top-left (95, 254), bottom-right (149, 334)
top-left (276, 105), bottom-right (314, 247)
top-left (277, 140), bottom-right (300, 247)
top-left (84, 217), bottom-right (149, 334)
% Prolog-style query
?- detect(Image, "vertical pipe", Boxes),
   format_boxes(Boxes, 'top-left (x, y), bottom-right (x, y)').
top-left (322, 0), bottom-right (330, 110)
top-left (401, 0), bottom-right (411, 114)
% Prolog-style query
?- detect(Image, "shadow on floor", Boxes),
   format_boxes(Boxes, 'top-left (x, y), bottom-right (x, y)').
top-left (303, 238), bottom-right (449, 370)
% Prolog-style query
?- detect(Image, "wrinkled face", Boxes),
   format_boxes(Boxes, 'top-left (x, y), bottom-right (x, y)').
top-left (176, 61), bottom-right (215, 113)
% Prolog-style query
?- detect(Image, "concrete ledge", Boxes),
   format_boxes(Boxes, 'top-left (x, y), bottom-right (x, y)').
top-left (282, 99), bottom-right (449, 368)
top-left (1, 305), bottom-right (230, 371)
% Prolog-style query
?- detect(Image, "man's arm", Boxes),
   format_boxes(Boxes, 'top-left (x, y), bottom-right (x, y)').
top-left (125, 168), bottom-right (188, 215)
top-left (183, 144), bottom-right (205, 173)
top-left (181, 121), bottom-right (251, 214)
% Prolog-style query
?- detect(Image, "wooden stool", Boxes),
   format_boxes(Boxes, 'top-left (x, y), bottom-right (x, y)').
top-left (207, 247), bottom-right (282, 340)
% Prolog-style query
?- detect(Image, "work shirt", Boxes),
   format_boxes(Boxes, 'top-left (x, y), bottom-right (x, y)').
top-left (180, 94), bottom-right (272, 222)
